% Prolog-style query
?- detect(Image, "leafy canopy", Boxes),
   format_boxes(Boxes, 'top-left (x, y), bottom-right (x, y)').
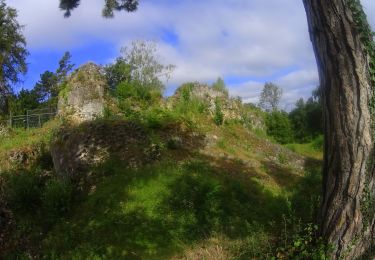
top-left (59, 0), bottom-right (138, 17)
top-left (8, 52), bottom-right (74, 115)
top-left (259, 82), bottom-right (283, 112)
top-left (0, 0), bottom-right (28, 110)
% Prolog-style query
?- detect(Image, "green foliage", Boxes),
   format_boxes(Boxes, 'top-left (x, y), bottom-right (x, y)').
top-left (116, 81), bottom-right (144, 100)
top-left (56, 52), bottom-right (75, 83)
top-left (289, 88), bottom-right (322, 143)
top-left (212, 77), bottom-right (228, 96)
top-left (214, 98), bottom-right (224, 126)
top-left (120, 40), bottom-right (175, 92)
top-left (42, 178), bottom-right (73, 218)
top-left (6, 52), bottom-right (74, 116)
top-left (40, 159), bottom-right (291, 258)
top-left (311, 135), bottom-right (323, 151)
top-left (59, 0), bottom-right (138, 18)
top-left (275, 223), bottom-right (330, 260)
top-left (259, 82), bottom-right (283, 112)
top-left (8, 89), bottom-right (40, 115)
top-left (6, 170), bottom-right (42, 212)
top-left (285, 137), bottom-right (323, 160)
top-left (0, 0), bottom-right (28, 95)
top-left (266, 111), bottom-right (293, 144)
top-left (179, 82), bottom-right (194, 102)
top-left (104, 57), bottom-right (132, 90)
top-left (290, 165), bottom-right (322, 223)
top-left (141, 107), bottom-right (180, 129)
top-left (171, 82), bottom-right (209, 121)
top-left (105, 41), bottom-right (174, 121)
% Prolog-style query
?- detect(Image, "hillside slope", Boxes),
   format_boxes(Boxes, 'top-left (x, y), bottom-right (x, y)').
top-left (0, 65), bottom-right (323, 259)
top-left (0, 115), bottom-right (322, 259)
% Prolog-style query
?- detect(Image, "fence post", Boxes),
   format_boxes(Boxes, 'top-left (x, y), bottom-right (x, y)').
top-left (38, 114), bottom-right (41, 128)
top-left (26, 110), bottom-right (29, 129)
top-left (9, 111), bottom-right (12, 128)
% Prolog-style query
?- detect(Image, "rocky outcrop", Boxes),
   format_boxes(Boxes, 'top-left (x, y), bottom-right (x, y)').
top-left (51, 120), bottom-right (158, 179)
top-left (7, 143), bottom-right (47, 166)
top-left (0, 125), bottom-right (9, 138)
top-left (58, 63), bottom-right (107, 123)
top-left (171, 82), bottom-right (265, 130)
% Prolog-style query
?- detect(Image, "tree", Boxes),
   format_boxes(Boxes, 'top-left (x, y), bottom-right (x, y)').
top-left (59, 0), bottom-right (138, 17)
top-left (303, 0), bottom-right (375, 258)
top-left (8, 89), bottom-right (40, 115)
top-left (59, 0), bottom-right (375, 258)
top-left (258, 82), bottom-right (283, 112)
top-left (120, 40), bottom-right (175, 92)
top-left (0, 0), bottom-right (28, 112)
top-left (104, 57), bottom-right (132, 90)
top-left (289, 87), bottom-right (323, 143)
top-left (7, 52), bottom-right (74, 114)
top-left (33, 71), bottom-right (58, 102)
top-left (56, 51), bottom-right (74, 83)
top-left (34, 52), bottom-right (74, 104)
top-left (265, 110), bottom-right (293, 144)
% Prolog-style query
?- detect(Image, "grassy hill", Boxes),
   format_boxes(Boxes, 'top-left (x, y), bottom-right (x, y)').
top-left (0, 73), bottom-right (325, 259)
top-left (0, 112), bottom-right (323, 259)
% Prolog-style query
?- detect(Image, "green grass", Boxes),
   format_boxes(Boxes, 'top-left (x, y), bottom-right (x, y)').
top-left (30, 158), bottom-right (296, 259)
top-left (0, 121), bottom-right (57, 151)
top-left (284, 136), bottom-right (323, 160)
top-left (0, 120), bottom-right (59, 171)
top-left (0, 104), bottom-right (325, 258)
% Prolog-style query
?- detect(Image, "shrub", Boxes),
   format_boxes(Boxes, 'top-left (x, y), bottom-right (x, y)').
top-left (275, 223), bottom-right (330, 259)
top-left (42, 178), bottom-right (73, 218)
top-left (7, 170), bottom-right (42, 212)
top-left (311, 135), bottom-right (324, 151)
top-left (212, 77), bottom-right (228, 96)
top-left (266, 111), bottom-right (293, 144)
top-left (214, 98), bottom-right (224, 126)
top-left (180, 83), bottom-right (193, 102)
top-left (142, 108), bottom-right (180, 129)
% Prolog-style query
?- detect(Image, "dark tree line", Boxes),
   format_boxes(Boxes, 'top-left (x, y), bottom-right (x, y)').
top-left (7, 52), bottom-right (74, 115)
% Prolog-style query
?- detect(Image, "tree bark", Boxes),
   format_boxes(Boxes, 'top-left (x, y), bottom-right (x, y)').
top-left (303, 1), bottom-right (375, 259)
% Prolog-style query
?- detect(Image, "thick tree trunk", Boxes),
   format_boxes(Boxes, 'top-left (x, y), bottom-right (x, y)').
top-left (303, 1), bottom-right (375, 259)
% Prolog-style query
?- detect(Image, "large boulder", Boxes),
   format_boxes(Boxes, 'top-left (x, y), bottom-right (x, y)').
top-left (50, 120), bottom-right (156, 179)
top-left (58, 63), bottom-right (107, 123)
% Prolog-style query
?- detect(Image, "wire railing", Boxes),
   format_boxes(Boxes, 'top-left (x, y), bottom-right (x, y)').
top-left (0, 107), bottom-right (57, 129)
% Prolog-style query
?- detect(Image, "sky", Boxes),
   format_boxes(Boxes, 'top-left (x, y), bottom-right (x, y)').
top-left (7, 0), bottom-right (375, 111)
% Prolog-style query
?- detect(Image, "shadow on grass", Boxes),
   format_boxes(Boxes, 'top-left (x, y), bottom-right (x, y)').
top-left (41, 155), bottom-right (297, 259)
top-left (2, 119), bottom-right (324, 259)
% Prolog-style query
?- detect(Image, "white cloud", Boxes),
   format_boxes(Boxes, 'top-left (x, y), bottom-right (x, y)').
top-left (228, 69), bottom-right (318, 111)
top-left (7, 0), bottom-right (375, 109)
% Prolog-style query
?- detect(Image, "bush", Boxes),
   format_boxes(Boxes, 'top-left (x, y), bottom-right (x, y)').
top-left (7, 170), bottom-right (42, 212)
top-left (266, 111), bottom-right (293, 144)
top-left (212, 77), bottom-right (228, 96)
top-left (275, 223), bottom-right (330, 259)
top-left (214, 99), bottom-right (224, 126)
top-left (142, 108), bottom-right (180, 129)
top-left (311, 135), bottom-right (324, 151)
top-left (42, 178), bottom-right (73, 218)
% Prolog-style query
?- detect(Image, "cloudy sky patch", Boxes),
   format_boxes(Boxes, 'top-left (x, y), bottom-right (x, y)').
top-left (8, 0), bottom-right (375, 110)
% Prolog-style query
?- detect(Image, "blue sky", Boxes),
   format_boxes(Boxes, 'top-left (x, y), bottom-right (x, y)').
top-left (8, 0), bottom-right (375, 110)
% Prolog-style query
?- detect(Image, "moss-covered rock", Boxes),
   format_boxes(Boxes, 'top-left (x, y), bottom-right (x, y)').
top-left (58, 63), bottom-right (107, 123)
top-left (51, 120), bottom-right (152, 179)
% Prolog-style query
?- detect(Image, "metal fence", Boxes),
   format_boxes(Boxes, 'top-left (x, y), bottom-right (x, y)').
top-left (0, 107), bottom-right (56, 129)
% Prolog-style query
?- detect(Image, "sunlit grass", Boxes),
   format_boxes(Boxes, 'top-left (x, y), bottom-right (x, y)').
top-left (285, 136), bottom-right (323, 160)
